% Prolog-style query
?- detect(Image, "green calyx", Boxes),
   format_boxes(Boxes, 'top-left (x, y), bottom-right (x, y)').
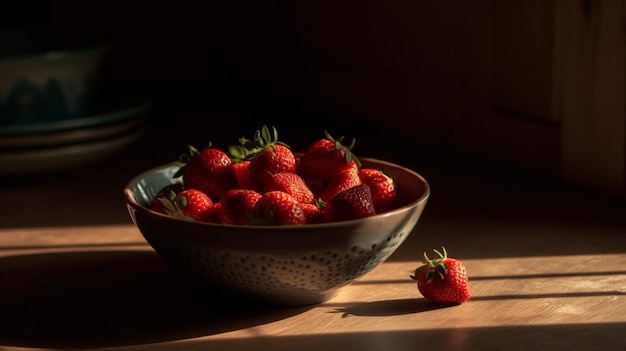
top-left (173, 142), bottom-right (212, 178)
top-left (410, 246), bottom-right (449, 284)
top-left (313, 198), bottom-right (326, 210)
top-left (157, 191), bottom-right (193, 221)
top-left (324, 130), bottom-right (361, 169)
top-left (250, 204), bottom-right (276, 225)
top-left (229, 125), bottom-right (290, 163)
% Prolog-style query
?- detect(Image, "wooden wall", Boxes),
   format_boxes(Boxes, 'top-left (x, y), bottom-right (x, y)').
top-left (40, 0), bottom-right (626, 199)
top-left (554, 0), bottom-right (626, 200)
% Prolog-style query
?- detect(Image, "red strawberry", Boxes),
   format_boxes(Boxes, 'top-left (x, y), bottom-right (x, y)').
top-left (176, 144), bottom-right (238, 202)
top-left (300, 201), bottom-right (325, 224)
top-left (232, 160), bottom-right (255, 190)
top-left (218, 189), bottom-right (262, 225)
top-left (358, 168), bottom-right (396, 213)
top-left (249, 144), bottom-right (296, 189)
top-left (252, 191), bottom-right (306, 225)
top-left (231, 125), bottom-right (296, 190)
top-left (205, 201), bottom-right (222, 223)
top-left (299, 131), bottom-right (360, 184)
top-left (302, 177), bottom-right (326, 199)
top-left (264, 172), bottom-right (314, 204)
top-left (410, 247), bottom-right (470, 305)
top-left (323, 183), bottom-right (376, 222)
top-left (156, 189), bottom-right (214, 222)
top-left (318, 162), bottom-right (361, 203)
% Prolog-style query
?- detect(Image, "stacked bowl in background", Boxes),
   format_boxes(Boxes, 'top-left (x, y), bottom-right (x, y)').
top-left (0, 27), bottom-right (151, 176)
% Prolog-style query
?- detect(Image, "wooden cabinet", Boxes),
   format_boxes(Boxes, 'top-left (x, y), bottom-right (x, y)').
top-left (458, 0), bottom-right (626, 200)
top-left (292, 0), bottom-right (626, 200)
top-left (554, 0), bottom-right (626, 200)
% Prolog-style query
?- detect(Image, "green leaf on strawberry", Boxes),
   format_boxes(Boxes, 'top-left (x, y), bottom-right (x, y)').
top-left (324, 130), bottom-right (361, 169)
top-left (229, 125), bottom-right (290, 162)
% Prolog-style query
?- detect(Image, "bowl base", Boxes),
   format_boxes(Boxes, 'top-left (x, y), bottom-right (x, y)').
top-left (189, 277), bottom-right (339, 307)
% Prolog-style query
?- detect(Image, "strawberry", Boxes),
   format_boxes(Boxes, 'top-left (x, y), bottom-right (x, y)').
top-left (317, 162), bottom-right (361, 203)
top-left (323, 183), bottom-right (376, 222)
top-left (296, 156), bottom-right (325, 197)
top-left (249, 143), bottom-right (296, 189)
top-left (205, 201), bottom-right (222, 223)
top-left (231, 160), bottom-right (255, 190)
top-left (155, 189), bottom-right (214, 222)
top-left (300, 201), bottom-right (325, 224)
top-left (230, 125), bottom-right (296, 190)
top-left (252, 191), bottom-right (306, 225)
top-left (218, 189), bottom-right (262, 225)
top-left (410, 247), bottom-right (470, 305)
top-left (358, 168), bottom-right (396, 213)
top-left (175, 144), bottom-right (238, 202)
top-left (299, 131), bottom-right (360, 184)
top-left (263, 172), bottom-right (314, 204)
top-left (249, 142), bottom-right (296, 186)
top-left (304, 178), bottom-right (327, 200)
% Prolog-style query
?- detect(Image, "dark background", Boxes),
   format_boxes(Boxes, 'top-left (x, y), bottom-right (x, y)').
top-left (0, 0), bottom-right (473, 156)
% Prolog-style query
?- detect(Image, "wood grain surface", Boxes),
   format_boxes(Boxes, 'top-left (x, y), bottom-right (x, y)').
top-left (1, 119), bottom-right (625, 350)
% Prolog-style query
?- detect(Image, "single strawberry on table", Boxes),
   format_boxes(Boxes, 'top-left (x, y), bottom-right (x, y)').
top-left (410, 247), bottom-right (470, 305)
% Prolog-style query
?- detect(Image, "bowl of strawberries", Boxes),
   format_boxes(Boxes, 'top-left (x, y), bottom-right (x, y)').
top-left (124, 125), bottom-right (430, 306)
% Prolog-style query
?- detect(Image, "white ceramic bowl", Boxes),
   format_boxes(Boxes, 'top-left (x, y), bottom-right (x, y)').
top-left (124, 157), bottom-right (430, 306)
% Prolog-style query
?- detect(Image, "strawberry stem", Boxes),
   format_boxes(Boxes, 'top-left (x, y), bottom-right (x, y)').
top-left (229, 125), bottom-right (290, 162)
top-left (324, 130), bottom-right (361, 169)
top-left (411, 246), bottom-right (450, 283)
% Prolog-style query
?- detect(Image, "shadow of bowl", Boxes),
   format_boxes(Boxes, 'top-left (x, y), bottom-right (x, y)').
top-left (0, 250), bottom-right (311, 349)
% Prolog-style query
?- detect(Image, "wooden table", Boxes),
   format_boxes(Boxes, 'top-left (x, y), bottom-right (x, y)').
top-left (2, 120), bottom-right (626, 351)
